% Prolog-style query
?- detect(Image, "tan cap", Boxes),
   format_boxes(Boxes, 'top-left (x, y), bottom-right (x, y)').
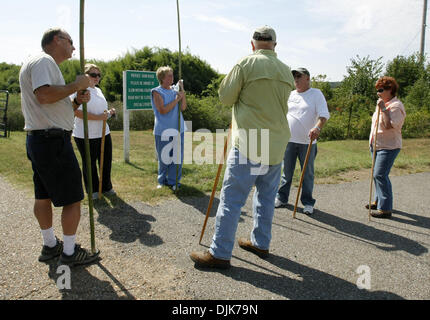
top-left (252, 25), bottom-right (276, 42)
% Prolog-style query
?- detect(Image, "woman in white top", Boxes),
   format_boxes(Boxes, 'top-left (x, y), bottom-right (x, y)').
top-left (72, 63), bottom-right (116, 200)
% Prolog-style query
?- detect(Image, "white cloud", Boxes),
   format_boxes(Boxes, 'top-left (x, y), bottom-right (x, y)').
top-left (305, 0), bottom-right (422, 43)
top-left (302, 0), bottom-right (424, 64)
top-left (194, 14), bottom-right (249, 32)
top-left (341, 4), bottom-right (373, 34)
top-left (56, 5), bottom-right (72, 31)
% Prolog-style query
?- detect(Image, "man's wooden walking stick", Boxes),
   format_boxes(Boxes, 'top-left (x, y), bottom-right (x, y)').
top-left (368, 106), bottom-right (381, 222)
top-left (199, 125), bottom-right (231, 245)
top-left (98, 111), bottom-right (107, 199)
top-left (80, 0), bottom-right (97, 254)
top-left (293, 139), bottom-right (314, 219)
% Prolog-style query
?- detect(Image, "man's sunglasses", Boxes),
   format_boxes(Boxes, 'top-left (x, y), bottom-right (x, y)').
top-left (89, 73), bottom-right (101, 78)
top-left (59, 36), bottom-right (73, 46)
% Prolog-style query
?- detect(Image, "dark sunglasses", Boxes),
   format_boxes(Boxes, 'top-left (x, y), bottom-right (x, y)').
top-left (376, 88), bottom-right (391, 93)
top-left (89, 73), bottom-right (101, 78)
top-left (59, 36), bottom-right (73, 46)
top-left (293, 74), bottom-right (302, 79)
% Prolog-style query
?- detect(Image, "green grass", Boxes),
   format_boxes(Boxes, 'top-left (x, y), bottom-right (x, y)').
top-left (1, 131), bottom-right (429, 204)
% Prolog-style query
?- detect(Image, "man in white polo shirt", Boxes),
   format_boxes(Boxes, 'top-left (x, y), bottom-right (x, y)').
top-left (275, 67), bottom-right (330, 214)
top-left (20, 28), bottom-right (99, 267)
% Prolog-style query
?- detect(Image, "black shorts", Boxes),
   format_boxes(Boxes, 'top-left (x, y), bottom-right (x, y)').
top-left (26, 130), bottom-right (84, 207)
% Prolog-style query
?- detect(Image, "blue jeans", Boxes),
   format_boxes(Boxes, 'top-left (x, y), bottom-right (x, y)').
top-left (276, 142), bottom-right (317, 206)
top-left (209, 148), bottom-right (282, 260)
top-left (371, 148), bottom-right (400, 211)
top-left (154, 133), bottom-right (184, 186)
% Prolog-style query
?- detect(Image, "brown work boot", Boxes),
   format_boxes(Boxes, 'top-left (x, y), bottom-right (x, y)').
top-left (365, 202), bottom-right (378, 210)
top-left (238, 238), bottom-right (269, 259)
top-left (370, 210), bottom-right (392, 219)
top-left (189, 251), bottom-right (231, 269)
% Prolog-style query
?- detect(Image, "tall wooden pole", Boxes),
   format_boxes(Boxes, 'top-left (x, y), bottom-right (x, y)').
top-left (199, 125), bottom-right (231, 245)
top-left (292, 139), bottom-right (314, 219)
top-left (175, 0), bottom-right (182, 192)
top-left (368, 108), bottom-right (381, 222)
top-left (420, 0), bottom-right (428, 60)
top-left (98, 111), bottom-right (107, 199)
top-left (80, 0), bottom-right (96, 254)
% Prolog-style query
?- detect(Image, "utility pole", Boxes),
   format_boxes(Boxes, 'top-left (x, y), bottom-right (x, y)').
top-left (420, 0), bottom-right (428, 60)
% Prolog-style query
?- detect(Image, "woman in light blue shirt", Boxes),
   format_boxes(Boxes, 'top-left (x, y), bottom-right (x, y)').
top-left (151, 66), bottom-right (187, 189)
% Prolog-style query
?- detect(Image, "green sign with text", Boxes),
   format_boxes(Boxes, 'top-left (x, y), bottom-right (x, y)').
top-left (123, 70), bottom-right (157, 110)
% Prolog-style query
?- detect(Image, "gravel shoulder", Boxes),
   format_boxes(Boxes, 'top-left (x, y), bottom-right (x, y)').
top-left (0, 172), bottom-right (429, 300)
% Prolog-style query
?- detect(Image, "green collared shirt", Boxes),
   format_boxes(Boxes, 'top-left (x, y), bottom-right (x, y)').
top-left (219, 49), bottom-right (294, 165)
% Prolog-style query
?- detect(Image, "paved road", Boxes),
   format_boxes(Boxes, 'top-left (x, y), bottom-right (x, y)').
top-left (0, 172), bottom-right (429, 300)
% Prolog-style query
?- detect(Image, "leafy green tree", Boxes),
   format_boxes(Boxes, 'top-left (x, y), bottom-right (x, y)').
top-left (405, 77), bottom-right (430, 112)
top-left (0, 62), bottom-right (21, 93)
top-left (311, 74), bottom-right (333, 101)
top-left (47, 47), bottom-right (219, 102)
top-left (385, 53), bottom-right (425, 98)
top-left (341, 55), bottom-right (383, 101)
top-left (201, 74), bottom-right (226, 97)
top-left (58, 59), bottom-right (81, 86)
top-left (338, 55), bottom-right (383, 138)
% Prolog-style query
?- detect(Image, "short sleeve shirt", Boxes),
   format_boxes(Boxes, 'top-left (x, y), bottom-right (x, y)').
top-left (287, 88), bottom-right (330, 144)
top-left (19, 52), bottom-right (74, 131)
top-left (72, 86), bottom-right (110, 139)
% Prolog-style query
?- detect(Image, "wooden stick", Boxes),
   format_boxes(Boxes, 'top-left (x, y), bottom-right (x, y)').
top-left (293, 139), bottom-right (314, 219)
top-left (98, 111), bottom-right (107, 199)
top-left (368, 107), bottom-right (381, 222)
top-left (199, 124), bottom-right (232, 245)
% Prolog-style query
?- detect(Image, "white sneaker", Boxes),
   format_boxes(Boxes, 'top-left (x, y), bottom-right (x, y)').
top-left (303, 205), bottom-right (314, 215)
top-left (275, 198), bottom-right (288, 208)
top-left (156, 184), bottom-right (163, 189)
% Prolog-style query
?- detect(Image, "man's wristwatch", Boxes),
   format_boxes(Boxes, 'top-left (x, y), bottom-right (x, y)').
top-left (73, 98), bottom-right (81, 106)
top-left (313, 126), bottom-right (321, 132)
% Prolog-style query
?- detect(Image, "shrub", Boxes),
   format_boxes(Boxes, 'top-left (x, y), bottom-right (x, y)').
top-left (319, 113), bottom-right (346, 141)
top-left (3, 93), bottom-right (24, 131)
top-left (402, 110), bottom-right (430, 138)
top-left (183, 94), bottom-right (231, 132)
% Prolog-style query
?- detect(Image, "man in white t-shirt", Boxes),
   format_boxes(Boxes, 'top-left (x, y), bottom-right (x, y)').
top-left (20, 28), bottom-right (100, 267)
top-left (275, 67), bottom-right (330, 214)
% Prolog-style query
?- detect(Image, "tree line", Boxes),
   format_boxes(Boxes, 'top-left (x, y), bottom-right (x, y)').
top-left (1, 48), bottom-right (429, 139)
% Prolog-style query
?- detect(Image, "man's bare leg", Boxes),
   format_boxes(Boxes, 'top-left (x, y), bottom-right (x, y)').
top-left (34, 199), bottom-right (53, 230)
top-left (61, 201), bottom-right (81, 236)
top-left (61, 201), bottom-right (81, 256)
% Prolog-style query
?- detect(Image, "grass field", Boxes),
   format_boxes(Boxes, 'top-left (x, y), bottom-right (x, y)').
top-left (0, 131), bottom-right (429, 204)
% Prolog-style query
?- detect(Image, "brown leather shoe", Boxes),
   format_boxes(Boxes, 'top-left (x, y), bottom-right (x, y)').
top-left (370, 210), bottom-right (392, 219)
top-left (238, 238), bottom-right (269, 259)
top-left (365, 202), bottom-right (377, 210)
top-left (189, 251), bottom-right (231, 269)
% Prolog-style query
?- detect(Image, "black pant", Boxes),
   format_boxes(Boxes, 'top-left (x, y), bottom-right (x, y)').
top-left (74, 134), bottom-right (113, 194)
top-left (27, 132), bottom-right (84, 207)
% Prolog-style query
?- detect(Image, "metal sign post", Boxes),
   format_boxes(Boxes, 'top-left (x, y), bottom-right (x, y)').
top-left (0, 90), bottom-right (9, 138)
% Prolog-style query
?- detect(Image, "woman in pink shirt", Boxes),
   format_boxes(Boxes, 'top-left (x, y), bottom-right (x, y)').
top-left (367, 76), bottom-right (406, 218)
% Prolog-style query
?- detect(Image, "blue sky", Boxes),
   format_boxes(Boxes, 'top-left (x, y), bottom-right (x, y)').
top-left (0, 0), bottom-right (428, 81)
